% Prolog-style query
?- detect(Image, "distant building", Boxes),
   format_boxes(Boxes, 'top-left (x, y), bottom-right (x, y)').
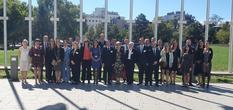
top-left (162, 11), bottom-right (185, 21)
top-left (85, 8), bottom-right (126, 28)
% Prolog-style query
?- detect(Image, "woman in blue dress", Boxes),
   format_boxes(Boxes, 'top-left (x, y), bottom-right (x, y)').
top-left (91, 40), bottom-right (102, 85)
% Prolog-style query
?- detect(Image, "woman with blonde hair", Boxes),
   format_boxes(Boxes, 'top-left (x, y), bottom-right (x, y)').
top-left (19, 39), bottom-right (30, 85)
top-left (160, 42), bottom-right (169, 85)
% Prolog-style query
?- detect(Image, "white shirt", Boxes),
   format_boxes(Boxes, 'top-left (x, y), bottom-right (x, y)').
top-left (128, 49), bottom-right (132, 60)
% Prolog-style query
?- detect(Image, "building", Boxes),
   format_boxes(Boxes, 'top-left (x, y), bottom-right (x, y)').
top-left (85, 8), bottom-right (125, 28)
top-left (162, 11), bottom-right (185, 21)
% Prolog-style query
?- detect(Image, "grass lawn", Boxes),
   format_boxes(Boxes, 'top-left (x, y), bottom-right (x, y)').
top-left (0, 44), bottom-right (232, 71)
top-left (0, 49), bottom-right (19, 65)
top-left (210, 44), bottom-right (232, 71)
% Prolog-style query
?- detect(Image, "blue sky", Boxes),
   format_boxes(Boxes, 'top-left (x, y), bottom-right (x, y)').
top-left (21, 0), bottom-right (231, 23)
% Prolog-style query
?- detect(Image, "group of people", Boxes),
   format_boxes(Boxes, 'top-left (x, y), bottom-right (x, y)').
top-left (18, 33), bottom-right (213, 88)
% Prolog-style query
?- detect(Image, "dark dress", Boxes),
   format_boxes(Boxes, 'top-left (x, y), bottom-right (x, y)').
top-left (194, 47), bottom-right (204, 75)
top-left (172, 48), bottom-right (181, 71)
top-left (91, 47), bottom-right (102, 69)
top-left (29, 47), bottom-right (43, 67)
top-left (180, 53), bottom-right (193, 74)
top-left (53, 47), bottom-right (64, 71)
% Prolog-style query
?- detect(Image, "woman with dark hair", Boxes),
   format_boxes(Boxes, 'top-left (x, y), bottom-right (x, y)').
top-left (29, 39), bottom-right (44, 85)
top-left (180, 46), bottom-right (193, 87)
top-left (194, 40), bottom-right (204, 86)
top-left (45, 39), bottom-right (56, 83)
top-left (53, 39), bottom-right (64, 83)
top-left (202, 41), bottom-right (213, 88)
top-left (91, 40), bottom-right (102, 85)
top-left (81, 40), bottom-right (92, 84)
top-left (170, 40), bottom-right (181, 85)
top-left (70, 41), bottom-right (82, 83)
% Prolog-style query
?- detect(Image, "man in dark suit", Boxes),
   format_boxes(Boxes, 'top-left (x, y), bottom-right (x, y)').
top-left (123, 42), bottom-right (136, 85)
top-left (151, 40), bottom-right (161, 86)
top-left (136, 37), bottom-right (145, 85)
top-left (42, 35), bottom-right (49, 82)
top-left (144, 39), bottom-right (154, 86)
top-left (102, 40), bottom-right (116, 85)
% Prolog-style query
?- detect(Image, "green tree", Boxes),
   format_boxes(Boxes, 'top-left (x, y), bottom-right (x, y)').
top-left (216, 22), bottom-right (230, 44)
top-left (133, 13), bottom-right (152, 41)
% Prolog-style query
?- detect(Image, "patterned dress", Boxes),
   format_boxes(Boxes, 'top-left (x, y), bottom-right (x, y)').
top-left (114, 49), bottom-right (123, 78)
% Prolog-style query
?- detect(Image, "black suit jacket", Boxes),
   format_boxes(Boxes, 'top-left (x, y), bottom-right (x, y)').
top-left (70, 48), bottom-right (82, 65)
top-left (102, 47), bottom-right (116, 65)
top-left (152, 47), bottom-right (161, 64)
top-left (123, 48), bottom-right (136, 64)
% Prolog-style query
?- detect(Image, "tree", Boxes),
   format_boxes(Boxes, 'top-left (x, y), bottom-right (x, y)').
top-left (216, 22), bottom-right (230, 44)
top-left (184, 21), bottom-right (204, 41)
top-left (133, 13), bottom-right (152, 41)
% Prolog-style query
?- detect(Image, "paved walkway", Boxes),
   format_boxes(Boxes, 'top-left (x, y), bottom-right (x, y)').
top-left (0, 79), bottom-right (233, 110)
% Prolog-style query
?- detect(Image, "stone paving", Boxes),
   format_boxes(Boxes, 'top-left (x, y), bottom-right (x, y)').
top-left (0, 79), bottom-right (233, 110)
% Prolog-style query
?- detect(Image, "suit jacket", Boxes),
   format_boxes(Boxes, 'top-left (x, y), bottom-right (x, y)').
top-left (45, 47), bottom-right (55, 65)
top-left (70, 48), bottom-right (82, 66)
top-left (136, 45), bottom-right (153, 65)
top-left (102, 47), bottom-right (116, 65)
top-left (152, 47), bottom-right (161, 64)
top-left (123, 48), bottom-right (136, 65)
top-left (135, 45), bottom-right (145, 64)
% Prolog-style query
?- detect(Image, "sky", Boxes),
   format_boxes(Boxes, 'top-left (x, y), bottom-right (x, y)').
top-left (21, 0), bottom-right (231, 23)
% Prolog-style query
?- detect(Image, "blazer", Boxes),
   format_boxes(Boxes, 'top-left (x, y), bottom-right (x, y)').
top-left (70, 48), bottom-right (82, 65)
top-left (102, 46), bottom-right (116, 65)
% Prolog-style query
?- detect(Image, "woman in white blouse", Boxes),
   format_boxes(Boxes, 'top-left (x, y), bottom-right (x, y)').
top-left (19, 39), bottom-right (30, 85)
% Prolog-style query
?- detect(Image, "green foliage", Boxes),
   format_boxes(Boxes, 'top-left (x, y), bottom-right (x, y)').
top-left (133, 13), bottom-right (153, 41)
top-left (216, 22), bottom-right (230, 44)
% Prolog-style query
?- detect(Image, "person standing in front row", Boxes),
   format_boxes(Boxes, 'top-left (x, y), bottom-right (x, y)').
top-left (114, 41), bottom-right (124, 84)
top-left (124, 42), bottom-right (136, 85)
top-left (170, 40), bottom-right (181, 85)
top-left (70, 41), bottom-right (82, 84)
top-left (180, 46), bottom-right (193, 87)
top-left (144, 39), bottom-right (153, 86)
top-left (81, 40), bottom-right (92, 84)
top-left (42, 35), bottom-right (49, 82)
top-left (102, 40), bottom-right (116, 85)
top-left (62, 40), bottom-right (71, 83)
top-left (19, 39), bottom-right (30, 85)
top-left (91, 40), bottom-right (102, 85)
top-left (53, 39), bottom-right (64, 83)
top-left (151, 40), bottom-right (161, 86)
top-left (46, 39), bottom-right (56, 83)
top-left (29, 39), bottom-right (44, 85)
top-left (202, 41), bottom-right (213, 88)
top-left (194, 40), bottom-right (204, 86)
top-left (136, 37), bottom-right (145, 85)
